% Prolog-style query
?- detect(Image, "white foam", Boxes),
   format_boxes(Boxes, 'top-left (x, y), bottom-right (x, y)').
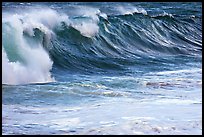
top-left (71, 22), bottom-right (99, 38)
top-left (2, 10), bottom-right (61, 85)
top-left (23, 8), bottom-right (68, 30)
top-left (117, 5), bottom-right (147, 16)
top-left (152, 11), bottom-right (174, 18)
top-left (2, 48), bottom-right (54, 85)
top-left (99, 13), bottom-right (108, 20)
top-left (67, 6), bottom-right (102, 37)
top-left (154, 68), bottom-right (201, 75)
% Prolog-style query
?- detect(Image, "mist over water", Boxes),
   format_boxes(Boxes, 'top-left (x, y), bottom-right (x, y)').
top-left (2, 2), bottom-right (202, 135)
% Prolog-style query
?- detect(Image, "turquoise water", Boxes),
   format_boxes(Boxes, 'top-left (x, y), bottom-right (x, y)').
top-left (2, 2), bottom-right (202, 135)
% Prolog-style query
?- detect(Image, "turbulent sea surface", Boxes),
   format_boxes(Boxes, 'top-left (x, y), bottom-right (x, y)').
top-left (2, 2), bottom-right (202, 135)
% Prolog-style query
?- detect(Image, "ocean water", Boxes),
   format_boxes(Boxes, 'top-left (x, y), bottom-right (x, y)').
top-left (2, 2), bottom-right (202, 135)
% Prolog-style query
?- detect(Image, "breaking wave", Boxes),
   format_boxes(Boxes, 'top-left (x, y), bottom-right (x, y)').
top-left (2, 5), bottom-right (202, 85)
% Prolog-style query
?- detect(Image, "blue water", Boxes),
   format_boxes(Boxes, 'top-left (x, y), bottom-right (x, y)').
top-left (2, 2), bottom-right (202, 135)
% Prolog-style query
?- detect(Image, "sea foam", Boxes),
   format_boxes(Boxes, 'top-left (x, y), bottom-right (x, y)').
top-left (2, 10), bottom-right (60, 85)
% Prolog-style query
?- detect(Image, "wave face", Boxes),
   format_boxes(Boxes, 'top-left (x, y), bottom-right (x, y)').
top-left (2, 2), bottom-right (202, 85)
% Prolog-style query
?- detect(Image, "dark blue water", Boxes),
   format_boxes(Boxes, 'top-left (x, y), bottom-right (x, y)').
top-left (2, 2), bottom-right (202, 135)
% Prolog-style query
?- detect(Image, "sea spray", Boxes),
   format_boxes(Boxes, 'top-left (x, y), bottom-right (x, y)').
top-left (2, 11), bottom-right (56, 85)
